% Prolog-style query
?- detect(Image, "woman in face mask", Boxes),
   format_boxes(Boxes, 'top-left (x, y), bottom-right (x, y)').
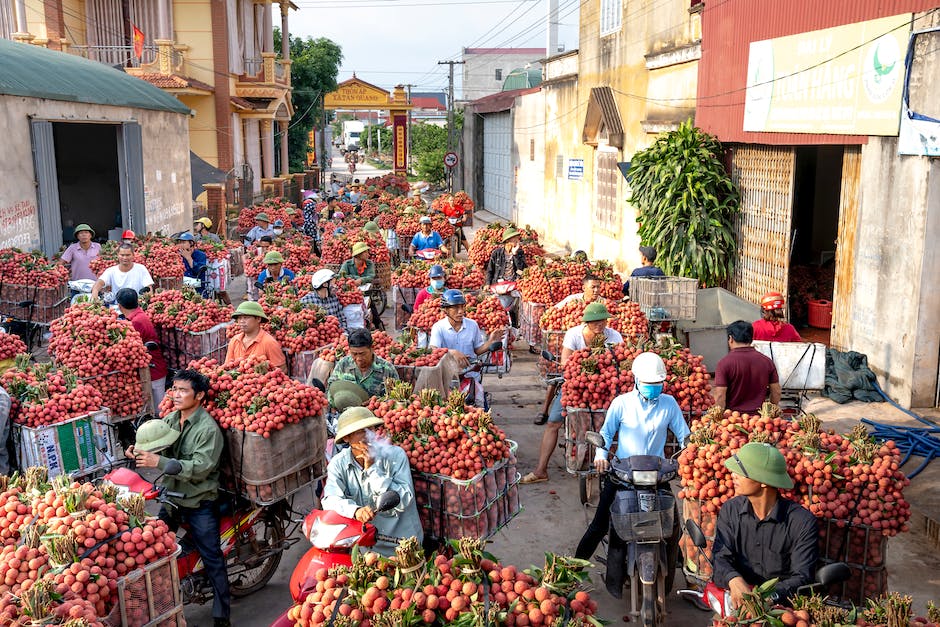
top-left (413, 264), bottom-right (447, 310)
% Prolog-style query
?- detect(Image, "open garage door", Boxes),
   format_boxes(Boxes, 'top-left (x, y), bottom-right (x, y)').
top-left (482, 111), bottom-right (512, 220)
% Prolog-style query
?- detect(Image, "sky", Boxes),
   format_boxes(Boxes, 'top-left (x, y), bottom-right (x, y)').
top-left (289, 0), bottom-right (580, 99)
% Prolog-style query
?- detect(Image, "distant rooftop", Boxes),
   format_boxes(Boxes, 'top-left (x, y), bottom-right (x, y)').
top-left (463, 47), bottom-right (546, 55)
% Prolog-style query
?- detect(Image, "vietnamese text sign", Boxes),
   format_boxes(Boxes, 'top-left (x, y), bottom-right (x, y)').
top-left (743, 14), bottom-right (910, 135)
top-left (567, 158), bottom-right (584, 180)
top-left (324, 80), bottom-right (390, 109)
top-left (393, 114), bottom-right (408, 174)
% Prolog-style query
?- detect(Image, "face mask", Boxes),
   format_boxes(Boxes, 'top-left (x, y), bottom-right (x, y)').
top-left (431, 279), bottom-right (445, 290)
top-left (273, 229), bottom-right (283, 235)
top-left (637, 382), bottom-right (664, 402)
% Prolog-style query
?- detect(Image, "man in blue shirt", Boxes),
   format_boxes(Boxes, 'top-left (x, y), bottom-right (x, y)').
top-left (176, 233), bottom-right (208, 280)
top-left (409, 216), bottom-right (449, 257)
top-left (243, 212), bottom-right (276, 247)
top-left (623, 245), bottom-right (666, 297)
top-left (574, 352), bottom-right (690, 583)
top-left (255, 251), bottom-right (295, 286)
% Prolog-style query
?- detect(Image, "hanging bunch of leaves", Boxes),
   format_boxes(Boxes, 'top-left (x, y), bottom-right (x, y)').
top-left (627, 119), bottom-right (740, 287)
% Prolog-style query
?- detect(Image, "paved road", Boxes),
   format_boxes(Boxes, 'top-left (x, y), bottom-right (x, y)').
top-left (326, 145), bottom-right (390, 186)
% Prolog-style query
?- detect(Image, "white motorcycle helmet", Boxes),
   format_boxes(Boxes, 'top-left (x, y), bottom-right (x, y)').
top-left (631, 352), bottom-right (667, 384)
top-left (311, 268), bottom-right (335, 290)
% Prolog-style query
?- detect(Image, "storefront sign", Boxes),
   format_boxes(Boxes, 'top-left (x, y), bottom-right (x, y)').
top-left (567, 158), bottom-right (584, 180)
top-left (324, 78), bottom-right (390, 109)
top-left (743, 14), bottom-right (911, 135)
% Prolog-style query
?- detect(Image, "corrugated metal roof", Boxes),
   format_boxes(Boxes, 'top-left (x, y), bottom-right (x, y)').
top-left (0, 38), bottom-right (191, 115)
top-left (696, 0), bottom-right (937, 145)
top-left (469, 87), bottom-right (540, 114)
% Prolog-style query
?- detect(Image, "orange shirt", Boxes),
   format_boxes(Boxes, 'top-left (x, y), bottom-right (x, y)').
top-left (225, 329), bottom-right (286, 369)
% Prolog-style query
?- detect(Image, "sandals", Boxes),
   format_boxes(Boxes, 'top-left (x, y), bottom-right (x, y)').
top-left (520, 472), bottom-right (548, 484)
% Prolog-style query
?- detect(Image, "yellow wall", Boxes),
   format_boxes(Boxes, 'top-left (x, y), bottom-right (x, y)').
top-left (179, 94), bottom-right (219, 168)
top-left (515, 0), bottom-right (700, 275)
top-left (63, 0), bottom-right (87, 45)
top-left (174, 0), bottom-right (216, 87)
top-left (23, 0), bottom-right (46, 39)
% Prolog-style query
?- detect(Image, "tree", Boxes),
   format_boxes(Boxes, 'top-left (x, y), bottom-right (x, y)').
top-left (274, 29), bottom-right (342, 172)
top-left (411, 123), bottom-right (448, 183)
top-left (626, 120), bottom-right (740, 287)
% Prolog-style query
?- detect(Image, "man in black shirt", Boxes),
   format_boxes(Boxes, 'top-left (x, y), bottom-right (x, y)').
top-left (712, 442), bottom-right (818, 608)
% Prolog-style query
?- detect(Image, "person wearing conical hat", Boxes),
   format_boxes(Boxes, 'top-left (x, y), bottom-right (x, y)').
top-left (339, 242), bottom-right (376, 286)
top-left (483, 226), bottom-right (527, 328)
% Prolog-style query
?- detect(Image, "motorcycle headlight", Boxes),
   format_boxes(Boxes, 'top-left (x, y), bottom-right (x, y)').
top-left (632, 470), bottom-right (659, 485)
top-left (333, 534), bottom-right (362, 548)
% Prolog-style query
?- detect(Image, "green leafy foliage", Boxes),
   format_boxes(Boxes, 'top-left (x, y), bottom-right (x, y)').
top-left (274, 29), bottom-right (342, 172)
top-left (412, 123), bottom-right (448, 183)
top-left (627, 119), bottom-right (740, 287)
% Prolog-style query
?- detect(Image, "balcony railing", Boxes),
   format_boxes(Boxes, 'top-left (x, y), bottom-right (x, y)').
top-left (70, 44), bottom-right (157, 68)
top-left (244, 57), bottom-right (264, 76)
top-left (242, 55), bottom-right (289, 85)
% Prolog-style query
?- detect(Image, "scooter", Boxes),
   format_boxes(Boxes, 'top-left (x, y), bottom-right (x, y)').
top-left (414, 248), bottom-right (444, 261)
top-left (269, 491), bottom-right (401, 627)
top-left (584, 431), bottom-right (679, 627)
top-left (677, 519), bottom-right (852, 616)
top-left (457, 340), bottom-right (504, 410)
top-left (104, 463), bottom-right (295, 606)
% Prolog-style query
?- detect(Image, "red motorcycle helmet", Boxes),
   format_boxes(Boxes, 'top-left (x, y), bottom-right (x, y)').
top-left (122, 229), bottom-right (136, 240)
top-left (760, 291), bottom-right (785, 311)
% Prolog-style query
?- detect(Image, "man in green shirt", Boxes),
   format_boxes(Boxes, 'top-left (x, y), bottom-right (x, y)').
top-left (327, 328), bottom-right (399, 398)
top-left (127, 369), bottom-right (230, 627)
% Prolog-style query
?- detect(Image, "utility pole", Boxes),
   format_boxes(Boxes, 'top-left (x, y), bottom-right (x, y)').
top-left (438, 60), bottom-right (465, 151)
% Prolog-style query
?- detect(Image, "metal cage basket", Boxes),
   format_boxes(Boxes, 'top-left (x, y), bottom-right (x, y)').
top-left (631, 277), bottom-right (697, 321)
top-left (610, 493), bottom-right (675, 542)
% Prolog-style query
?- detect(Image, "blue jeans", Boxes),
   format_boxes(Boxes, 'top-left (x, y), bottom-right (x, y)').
top-left (160, 501), bottom-right (231, 620)
top-left (548, 388), bottom-right (564, 423)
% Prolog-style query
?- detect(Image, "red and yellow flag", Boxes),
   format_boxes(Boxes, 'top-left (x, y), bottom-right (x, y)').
top-left (131, 23), bottom-right (145, 59)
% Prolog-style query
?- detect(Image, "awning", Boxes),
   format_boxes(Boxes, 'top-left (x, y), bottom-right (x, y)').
top-left (582, 86), bottom-right (624, 148)
top-left (190, 151), bottom-right (227, 200)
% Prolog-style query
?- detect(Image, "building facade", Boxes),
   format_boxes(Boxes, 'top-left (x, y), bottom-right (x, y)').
top-left (1, 0), bottom-right (294, 199)
top-left (695, 1), bottom-right (940, 408)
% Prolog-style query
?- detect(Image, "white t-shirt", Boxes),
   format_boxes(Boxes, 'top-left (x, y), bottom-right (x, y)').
top-left (99, 263), bottom-right (154, 293)
top-left (562, 325), bottom-right (623, 351)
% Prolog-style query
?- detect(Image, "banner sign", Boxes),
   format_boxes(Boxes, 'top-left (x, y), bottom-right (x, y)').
top-left (743, 14), bottom-right (911, 135)
top-left (393, 114), bottom-right (408, 175)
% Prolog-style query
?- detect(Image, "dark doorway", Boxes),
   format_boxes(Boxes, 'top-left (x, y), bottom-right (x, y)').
top-left (53, 122), bottom-right (121, 244)
top-left (788, 145), bottom-right (844, 340)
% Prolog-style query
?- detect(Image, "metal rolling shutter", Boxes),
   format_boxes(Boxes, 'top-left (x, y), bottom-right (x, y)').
top-left (482, 112), bottom-right (512, 220)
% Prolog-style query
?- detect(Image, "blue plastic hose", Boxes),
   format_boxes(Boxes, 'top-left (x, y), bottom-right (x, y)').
top-left (858, 381), bottom-right (940, 479)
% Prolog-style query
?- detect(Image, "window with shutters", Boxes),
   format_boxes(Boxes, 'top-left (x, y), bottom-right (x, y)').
top-left (595, 150), bottom-right (620, 233)
top-left (600, 0), bottom-right (622, 36)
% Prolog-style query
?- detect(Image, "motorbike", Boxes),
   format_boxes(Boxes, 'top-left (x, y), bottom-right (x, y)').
top-left (677, 519), bottom-right (852, 616)
top-left (358, 282), bottom-right (386, 332)
top-left (104, 463), bottom-right (298, 606)
top-left (269, 490), bottom-right (402, 627)
top-left (584, 431), bottom-right (679, 627)
top-left (457, 340), bottom-right (505, 410)
top-left (413, 248), bottom-right (444, 261)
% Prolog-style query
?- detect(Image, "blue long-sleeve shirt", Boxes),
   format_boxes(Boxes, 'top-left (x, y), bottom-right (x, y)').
top-left (322, 445), bottom-right (423, 556)
top-left (594, 390), bottom-right (691, 461)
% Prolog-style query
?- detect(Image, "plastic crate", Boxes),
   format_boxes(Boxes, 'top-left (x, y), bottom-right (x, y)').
top-left (631, 276), bottom-right (697, 321)
top-left (0, 295), bottom-right (68, 324)
top-left (375, 261), bottom-right (392, 290)
top-left (564, 407), bottom-right (607, 473)
top-left (156, 277), bottom-right (184, 292)
top-left (0, 282), bottom-right (68, 307)
top-left (13, 408), bottom-right (118, 479)
top-left (105, 546), bottom-right (184, 627)
top-left (285, 346), bottom-right (331, 383)
top-left (158, 323), bottom-right (232, 371)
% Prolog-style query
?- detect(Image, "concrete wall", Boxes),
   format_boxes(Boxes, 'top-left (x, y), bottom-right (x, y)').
top-left (843, 137), bottom-right (937, 407)
top-left (511, 91), bottom-right (545, 233)
top-left (0, 95), bottom-right (192, 248)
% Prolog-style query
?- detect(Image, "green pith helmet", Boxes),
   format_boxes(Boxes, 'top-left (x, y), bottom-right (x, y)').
top-left (255, 212), bottom-right (271, 223)
top-left (135, 420), bottom-right (180, 453)
top-left (263, 251), bottom-right (285, 264)
top-left (724, 442), bottom-right (794, 490)
top-left (334, 407), bottom-right (384, 443)
top-left (363, 221), bottom-right (380, 234)
top-left (582, 302), bottom-right (611, 322)
top-left (501, 227), bottom-right (521, 243)
top-left (328, 380), bottom-right (370, 412)
top-left (233, 301), bottom-right (268, 320)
